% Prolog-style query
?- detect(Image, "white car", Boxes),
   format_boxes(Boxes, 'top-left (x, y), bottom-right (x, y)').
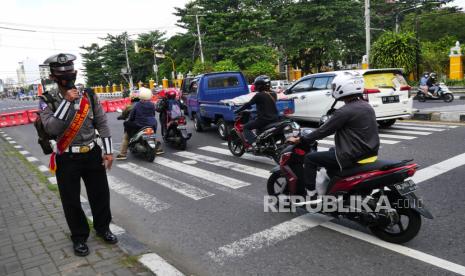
top-left (271, 80), bottom-right (290, 93)
top-left (284, 69), bottom-right (414, 128)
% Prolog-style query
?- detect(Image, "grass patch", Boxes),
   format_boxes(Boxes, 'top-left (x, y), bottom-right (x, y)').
top-left (47, 184), bottom-right (58, 191)
top-left (120, 255), bottom-right (140, 268)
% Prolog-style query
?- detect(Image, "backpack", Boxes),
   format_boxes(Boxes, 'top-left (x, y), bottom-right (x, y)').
top-left (34, 90), bottom-right (96, 155)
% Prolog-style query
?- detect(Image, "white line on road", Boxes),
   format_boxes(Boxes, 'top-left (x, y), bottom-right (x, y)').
top-left (139, 253), bottom-right (185, 276)
top-left (154, 157), bottom-right (250, 189)
top-left (411, 152), bottom-right (465, 184)
top-left (174, 151), bottom-right (270, 179)
top-left (26, 156), bottom-right (38, 162)
top-left (19, 150), bottom-right (30, 155)
top-left (326, 136), bottom-right (399, 145)
top-left (199, 146), bottom-right (276, 166)
top-left (13, 145), bottom-right (22, 149)
top-left (48, 177), bottom-right (57, 185)
top-left (320, 221), bottom-right (465, 276)
top-left (207, 213), bottom-right (331, 264)
top-left (38, 165), bottom-right (48, 172)
top-left (396, 122), bottom-right (459, 129)
top-left (382, 129), bottom-right (432, 136)
top-left (391, 125), bottom-right (445, 132)
top-left (118, 163), bottom-right (214, 200)
top-left (378, 133), bottom-right (416, 140)
top-left (5, 137), bottom-right (12, 140)
top-left (8, 140), bottom-right (16, 144)
top-left (107, 175), bottom-right (171, 213)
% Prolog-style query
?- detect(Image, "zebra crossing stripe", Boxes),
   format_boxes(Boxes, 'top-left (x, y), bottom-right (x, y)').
top-left (391, 125), bottom-right (445, 132)
top-left (207, 213), bottom-right (331, 264)
top-left (107, 175), bottom-right (171, 213)
top-left (199, 146), bottom-right (276, 166)
top-left (396, 122), bottom-right (459, 129)
top-left (326, 136), bottom-right (399, 145)
top-left (174, 151), bottom-right (270, 179)
top-left (382, 129), bottom-right (432, 136)
top-left (378, 133), bottom-right (415, 140)
top-left (118, 163), bottom-right (214, 200)
top-left (154, 157), bottom-right (251, 189)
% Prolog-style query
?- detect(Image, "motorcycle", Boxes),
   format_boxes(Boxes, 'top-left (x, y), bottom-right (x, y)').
top-left (162, 109), bottom-right (192, 150)
top-left (228, 110), bottom-right (301, 164)
top-left (117, 109), bottom-right (158, 162)
top-left (417, 83), bottom-right (454, 102)
top-left (267, 128), bottom-right (433, 244)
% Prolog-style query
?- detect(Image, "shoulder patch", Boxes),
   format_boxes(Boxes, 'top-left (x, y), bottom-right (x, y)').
top-left (39, 100), bottom-right (48, 111)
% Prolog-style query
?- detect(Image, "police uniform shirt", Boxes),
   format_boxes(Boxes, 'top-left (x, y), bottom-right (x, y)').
top-left (38, 91), bottom-right (113, 154)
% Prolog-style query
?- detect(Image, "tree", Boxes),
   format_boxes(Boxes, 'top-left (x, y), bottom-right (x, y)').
top-left (213, 59), bottom-right (240, 72)
top-left (370, 31), bottom-right (419, 74)
top-left (245, 61), bottom-right (277, 82)
top-left (421, 36), bottom-right (456, 78)
top-left (192, 59), bottom-right (214, 75)
top-left (80, 43), bottom-right (105, 86)
top-left (100, 33), bottom-right (130, 85)
top-left (132, 31), bottom-right (166, 83)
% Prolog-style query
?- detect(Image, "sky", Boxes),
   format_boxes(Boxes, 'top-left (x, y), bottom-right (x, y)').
top-left (0, 0), bottom-right (464, 85)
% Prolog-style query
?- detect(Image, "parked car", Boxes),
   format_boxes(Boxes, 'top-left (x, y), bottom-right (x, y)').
top-left (284, 69), bottom-right (413, 128)
top-left (271, 80), bottom-right (290, 93)
top-left (186, 71), bottom-right (295, 139)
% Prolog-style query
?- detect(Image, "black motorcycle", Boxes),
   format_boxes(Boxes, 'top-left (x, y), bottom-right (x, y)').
top-left (128, 126), bottom-right (158, 162)
top-left (162, 112), bottom-right (192, 150)
top-left (228, 111), bottom-right (300, 163)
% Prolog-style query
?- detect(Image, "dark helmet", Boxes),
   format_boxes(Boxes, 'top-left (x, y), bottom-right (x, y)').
top-left (423, 72), bottom-right (429, 77)
top-left (253, 75), bottom-right (271, 92)
top-left (43, 53), bottom-right (77, 89)
top-left (430, 72), bottom-right (437, 79)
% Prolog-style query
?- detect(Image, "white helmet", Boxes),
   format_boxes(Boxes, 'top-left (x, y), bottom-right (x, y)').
top-left (331, 71), bottom-right (364, 100)
top-left (138, 87), bottom-right (152, 100)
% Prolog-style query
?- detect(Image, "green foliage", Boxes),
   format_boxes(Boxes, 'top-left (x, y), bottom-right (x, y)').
top-left (245, 61), bottom-right (277, 81)
top-left (231, 45), bottom-right (277, 70)
top-left (371, 32), bottom-right (419, 74)
top-left (213, 59), bottom-right (240, 72)
top-left (192, 59), bottom-right (214, 75)
top-left (445, 79), bottom-right (465, 86)
top-left (80, 43), bottom-right (105, 86)
top-left (421, 36), bottom-right (456, 77)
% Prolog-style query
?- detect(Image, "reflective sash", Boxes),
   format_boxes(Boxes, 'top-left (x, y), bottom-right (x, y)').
top-left (49, 94), bottom-right (91, 173)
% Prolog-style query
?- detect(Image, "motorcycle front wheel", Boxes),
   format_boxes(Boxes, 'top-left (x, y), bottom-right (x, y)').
top-left (267, 171), bottom-right (289, 197)
top-left (228, 130), bottom-right (245, 157)
top-left (369, 207), bottom-right (421, 244)
top-left (443, 93), bottom-right (454, 103)
top-left (417, 93), bottom-right (426, 102)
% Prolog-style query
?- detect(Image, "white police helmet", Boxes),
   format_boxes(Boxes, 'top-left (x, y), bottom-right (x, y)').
top-left (138, 87), bottom-right (152, 100)
top-left (331, 71), bottom-right (364, 100)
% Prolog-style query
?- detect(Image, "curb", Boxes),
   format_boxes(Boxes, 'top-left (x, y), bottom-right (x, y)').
top-left (0, 129), bottom-right (186, 276)
top-left (412, 111), bottom-right (465, 122)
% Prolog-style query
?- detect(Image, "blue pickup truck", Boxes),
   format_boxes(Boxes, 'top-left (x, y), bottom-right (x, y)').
top-left (185, 71), bottom-right (295, 139)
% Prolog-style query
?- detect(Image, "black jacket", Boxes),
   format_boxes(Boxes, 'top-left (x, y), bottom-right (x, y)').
top-left (235, 91), bottom-right (279, 121)
top-left (301, 99), bottom-right (380, 169)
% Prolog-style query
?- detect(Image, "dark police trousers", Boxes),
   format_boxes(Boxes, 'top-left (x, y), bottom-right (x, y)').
top-left (55, 146), bottom-right (111, 243)
top-left (303, 148), bottom-right (340, 191)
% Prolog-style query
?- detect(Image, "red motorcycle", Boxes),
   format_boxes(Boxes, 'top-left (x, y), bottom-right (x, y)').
top-left (267, 129), bottom-right (433, 244)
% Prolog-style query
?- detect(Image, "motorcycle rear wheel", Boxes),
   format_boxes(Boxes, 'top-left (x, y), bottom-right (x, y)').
top-left (369, 207), bottom-right (421, 244)
top-left (178, 139), bottom-right (187, 151)
top-left (228, 130), bottom-right (245, 157)
top-left (145, 145), bottom-right (156, 162)
top-left (267, 171), bottom-right (289, 197)
top-left (417, 93), bottom-right (426, 102)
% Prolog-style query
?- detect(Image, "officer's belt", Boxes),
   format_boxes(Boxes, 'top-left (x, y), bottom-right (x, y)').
top-left (64, 141), bottom-right (95, 154)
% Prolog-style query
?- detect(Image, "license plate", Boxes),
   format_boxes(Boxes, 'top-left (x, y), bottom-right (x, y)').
top-left (382, 95), bottom-right (399, 104)
top-left (394, 180), bottom-right (417, 195)
top-left (177, 126), bottom-right (186, 130)
top-left (143, 134), bottom-right (157, 139)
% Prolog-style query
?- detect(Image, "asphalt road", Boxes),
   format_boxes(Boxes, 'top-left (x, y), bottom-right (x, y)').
top-left (413, 98), bottom-right (465, 112)
top-left (0, 98), bottom-right (38, 113)
top-left (2, 107), bottom-right (465, 275)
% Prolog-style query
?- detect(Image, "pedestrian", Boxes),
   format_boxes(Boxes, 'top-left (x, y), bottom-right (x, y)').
top-left (38, 53), bottom-right (117, 257)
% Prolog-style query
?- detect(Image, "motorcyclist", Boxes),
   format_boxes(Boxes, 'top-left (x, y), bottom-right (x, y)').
top-left (426, 72), bottom-right (440, 97)
top-left (287, 72), bottom-right (380, 202)
top-left (156, 89), bottom-right (186, 137)
top-left (234, 75), bottom-right (279, 147)
top-left (123, 87), bottom-right (163, 155)
top-left (419, 72), bottom-right (429, 94)
top-left (116, 91), bottom-right (140, 160)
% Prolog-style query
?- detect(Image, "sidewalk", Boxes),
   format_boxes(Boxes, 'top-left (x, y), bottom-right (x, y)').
top-left (0, 137), bottom-right (151, 275)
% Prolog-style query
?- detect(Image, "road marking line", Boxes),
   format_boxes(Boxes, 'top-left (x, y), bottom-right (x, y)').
top-left (107, 175), bottom-right (171, 213)
top-left (382, 129), bottom-right (432, 136)
top-left (316, 139), bottom-right (335, 145)
top-left (411, 152), bottom-right (465, 184)
top-left (378, 133), bottom-right (416, 140)
top-left (396, 122), bottom-right (459, 129)
top-left (48, 177), bottom-right (57, 185)
top-left (320, 221), bottom-right (465, 276)
top-left (8, 140), bottom-right (16, 144)
top-left (118, 163), bottom-right (214, 200)
top-left (13, 145), bottom-right (22, 149)
top-left (19, 150), bottom-right (30, 155)
top-left (199, 146), bottom-right (276, 166)
top-left (5, 137), bottom-right (12, 140)
top-left (154, 157), bottom-right (250, 189)
top-left (391, 125), bottom-right (445, 132)
top-left (174, 151), bottom-right (270, 179)
top-left (38, 165), bottom-right (48, 172)
top-left (207, 213), bottom-right (331, 264)
top-left (26, 156), bottom-right (38, 162)
top-left (139, 253), bottom-right (185, 276)
top-left (326, 137), bottom-right (399, 145)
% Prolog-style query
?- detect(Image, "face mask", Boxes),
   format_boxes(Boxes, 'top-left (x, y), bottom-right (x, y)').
top-left (54, 72), bottom-right (76, 90)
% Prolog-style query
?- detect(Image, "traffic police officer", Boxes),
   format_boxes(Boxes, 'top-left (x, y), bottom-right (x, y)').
top-left (39, 53), bottom-right (117, 256)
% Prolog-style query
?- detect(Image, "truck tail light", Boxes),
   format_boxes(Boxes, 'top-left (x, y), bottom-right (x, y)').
top-left (283, 108), bottom-right (294, 115)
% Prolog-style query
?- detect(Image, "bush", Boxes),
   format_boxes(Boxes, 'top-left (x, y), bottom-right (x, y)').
top-left (244, 61), bottom-right (277, 82)
top-left (192, 59), bottom-right (214, 75)
top-left (213, 59), bottom-right (240, 72)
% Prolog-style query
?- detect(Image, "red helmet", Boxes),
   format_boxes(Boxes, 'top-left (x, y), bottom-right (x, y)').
top-left (166, 89), bottom-right (177, 99)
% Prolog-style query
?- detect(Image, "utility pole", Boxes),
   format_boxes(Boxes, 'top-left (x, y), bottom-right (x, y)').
top-left (187, 14), bottom-right (206, 64)
top-left (123, 34), bottom-right (134, 89)
top-left (152, 45), bottom-right (159, 86)
top-left (365, 0), bottom-right (371, 67)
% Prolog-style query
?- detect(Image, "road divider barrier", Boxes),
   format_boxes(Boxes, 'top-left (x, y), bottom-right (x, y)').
top-left (0, 111), bottom-right (30, 128)
top-left (27, 109), bottom-right (39, 123)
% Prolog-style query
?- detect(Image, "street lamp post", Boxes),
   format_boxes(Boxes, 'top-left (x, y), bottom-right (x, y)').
top-left (123, 34), bottom-right (134, 89)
